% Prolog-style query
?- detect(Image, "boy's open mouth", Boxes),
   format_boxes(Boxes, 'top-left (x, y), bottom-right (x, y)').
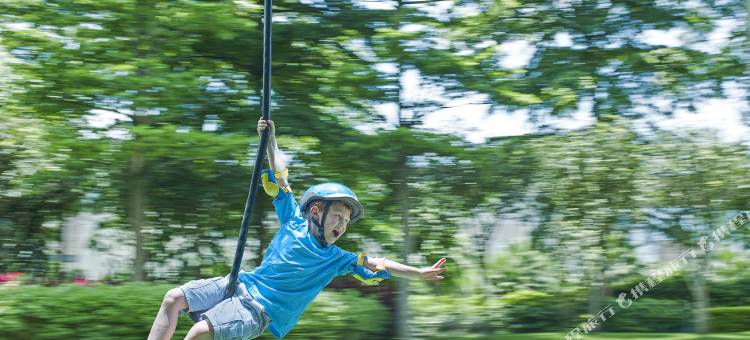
top-left (333, 230), bottom-right (340, 238)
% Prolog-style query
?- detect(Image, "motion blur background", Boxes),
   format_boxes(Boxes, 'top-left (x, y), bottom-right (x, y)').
top-left (1, 0), bottom-right (750, 339)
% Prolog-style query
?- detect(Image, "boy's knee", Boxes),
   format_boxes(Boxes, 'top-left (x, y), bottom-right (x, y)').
top-left (185, 320), bottom-right (213, 340)
top-left (163, 288), bottom-right (187, 309)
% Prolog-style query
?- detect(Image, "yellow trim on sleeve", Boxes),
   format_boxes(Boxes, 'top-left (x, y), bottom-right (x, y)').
top-left (261, 172), bottom-right (279, 198)
top-left (352, 274), bottom-right (384, 286)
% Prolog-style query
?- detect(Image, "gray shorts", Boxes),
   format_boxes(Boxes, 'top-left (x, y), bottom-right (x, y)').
top-left (179, 276), bottom-right (271, 340)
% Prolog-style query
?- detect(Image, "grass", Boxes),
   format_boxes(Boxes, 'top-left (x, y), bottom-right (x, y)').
top-left (483, 332), bottom-right (750, 340)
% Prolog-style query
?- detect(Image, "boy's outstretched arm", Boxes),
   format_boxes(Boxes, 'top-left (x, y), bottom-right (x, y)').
top-left (257, 118), bottom-right (289, 190)
top-left (365, 256), bottom-right (446, 281)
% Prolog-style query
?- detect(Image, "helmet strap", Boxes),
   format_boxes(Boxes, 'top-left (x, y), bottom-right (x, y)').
top-left (310, 200), bottom-right (332, 248)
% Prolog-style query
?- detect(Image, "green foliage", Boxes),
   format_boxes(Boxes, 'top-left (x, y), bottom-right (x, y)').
top-left (0, 284), bottom-right (388, 340)
top-left (707, 306), bottom-right (750, 332)
top-left (0, 283), bottom-right (190, 339)
top-left (2, 0), bottom-right (750, 335)
top-left (609, 273), bottom-right (690, 302)
top-left (408, 294), bottom-right (503, 338)
top-left (600, 299), bottom-right (691, 332)
top-left (488, 243), bottom-right (560, 295)
top-left (281, 290), bottom-right (389, 339)
top-left (489, 332), bottom-right (750, 339)
top-left (710, 276), bottom-right (750, 307)
top-left (525, 120), bottom-right (643, 301)
top-left (636, 131), bottom-right (750, 246)
top-left (498, 289), bottom-right (588, 332)
top-left (611, 271), bottom-right (750, 308)
top-left (423, 0), bottom-right (749, 119)
top-left (0, 114), bottom-right (86, 274)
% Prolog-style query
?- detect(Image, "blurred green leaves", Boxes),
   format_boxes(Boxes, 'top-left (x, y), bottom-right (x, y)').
top-left (1, 0), bottom-right (750, 335)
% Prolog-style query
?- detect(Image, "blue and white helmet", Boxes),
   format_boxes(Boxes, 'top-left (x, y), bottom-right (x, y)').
top-left (299, 182), bottom-right (364, 224)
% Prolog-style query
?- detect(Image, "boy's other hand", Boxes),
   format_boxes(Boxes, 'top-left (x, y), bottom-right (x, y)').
top-left (418, 257), bottom-right (446, 281)
top-left (257, 118), bottom-right (276, 138)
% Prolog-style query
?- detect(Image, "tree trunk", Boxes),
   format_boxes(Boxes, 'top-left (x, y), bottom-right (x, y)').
top-left (589, 220), bottom-right (611, 314)
top-left (587, 270), bottom-right (604, 315)
top-left (396, 157), bottom-right (412, 339)
top-left (128, 0), bottom-right (154, 282)
top-left (393, 2), bottom-right (412, 333)
top-left (688, 255), bottom-right (710, 333)
top-left (128, 152), bottom-right (147, 281)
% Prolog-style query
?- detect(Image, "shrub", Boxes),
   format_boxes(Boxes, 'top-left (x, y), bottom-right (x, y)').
top-left (498, 289), bottom-right (588, 333)
top-left (281, 290), bottom-right (388, 339)
top-left (598, 298), bottom-right (691, 332)
top-left (710, 277), bottom-right (750, 307)
top-left (408, 293), bottom-right (501, 338)
top-left (610, 274), bottom-right (690, 302)
top-left (0, 283), bottom-right (388, 340)
top-left (612, 273), bottom-right (750, 308)
top-left (708, 306), bottom-right (750, 332)
top-left (0, 283), bottom-right (186, 339)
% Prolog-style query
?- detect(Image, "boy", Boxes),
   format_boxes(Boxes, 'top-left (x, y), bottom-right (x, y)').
top-left (148, 118), bottom-right (447, 340)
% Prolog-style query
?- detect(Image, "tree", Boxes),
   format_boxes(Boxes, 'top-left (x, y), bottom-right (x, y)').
top-left (0, 0), bottom-right (264, 280)
top-left (414, 0), bottom-right (748, 126)
top-left (0, 33), bottom-right (91, 277)
top-left (635, 130), bottom-right (750, 333)
top-left (524, 120), bottom-right (642, 313)
top-left (0, 0), bottom-right (425, 283)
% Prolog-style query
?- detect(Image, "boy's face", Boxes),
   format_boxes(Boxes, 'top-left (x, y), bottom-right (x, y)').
top-left (310, 201), bottom-right (352, 245)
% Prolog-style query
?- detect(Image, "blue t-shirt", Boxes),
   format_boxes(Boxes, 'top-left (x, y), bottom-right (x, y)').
top-left (238, 177), bottom-right (358, 338)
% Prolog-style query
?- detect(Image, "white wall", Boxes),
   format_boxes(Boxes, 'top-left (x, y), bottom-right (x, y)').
top-left (61, 212), bottom-right (133, 280)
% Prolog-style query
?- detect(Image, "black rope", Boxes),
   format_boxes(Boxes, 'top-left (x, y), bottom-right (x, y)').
top-left (225, 0), bottom-right (274, 300)
top-left (190, 0), bottom-right (272, 322)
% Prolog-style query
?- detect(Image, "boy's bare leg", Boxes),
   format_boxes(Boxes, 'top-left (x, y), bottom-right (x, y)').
top-left (148, 288), bottom-right (188, 340)
top-left (184, 320), bottom-right (213, 340)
